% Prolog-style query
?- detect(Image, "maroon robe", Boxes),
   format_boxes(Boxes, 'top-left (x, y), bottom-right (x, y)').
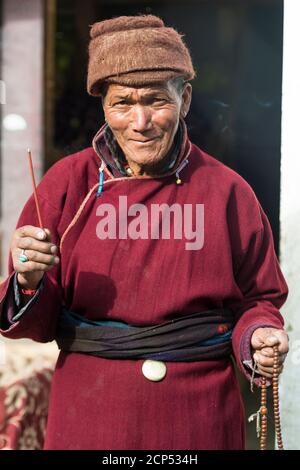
top-left (0, 126), bottom-right (288, 450)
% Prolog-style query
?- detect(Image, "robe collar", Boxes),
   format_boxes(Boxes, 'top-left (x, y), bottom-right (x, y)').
top-left (92, 118), bottom-right (190, 180)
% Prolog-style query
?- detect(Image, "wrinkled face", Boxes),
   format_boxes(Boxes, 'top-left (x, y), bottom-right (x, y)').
top-left (102, 80), bottom-right (192, 171)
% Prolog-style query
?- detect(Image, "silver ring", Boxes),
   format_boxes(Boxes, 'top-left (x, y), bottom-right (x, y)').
top-left (19, 249), bottom-right (29, 263)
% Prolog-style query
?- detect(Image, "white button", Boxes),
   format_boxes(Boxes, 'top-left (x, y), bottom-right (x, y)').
top-left (142, 360), bottom-right (167, 382)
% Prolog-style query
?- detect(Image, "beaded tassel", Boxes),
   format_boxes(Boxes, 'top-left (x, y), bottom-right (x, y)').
top-left (96, 161), bottom-right (105, 198)
top-left (175, 159), bottom-right (189, 185)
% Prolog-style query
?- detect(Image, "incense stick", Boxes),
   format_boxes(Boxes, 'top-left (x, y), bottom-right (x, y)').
top-left (27, 149), bottom-right (44, 229)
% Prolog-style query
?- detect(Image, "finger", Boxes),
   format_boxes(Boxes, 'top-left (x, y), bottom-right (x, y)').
top-left (251, 327), bottom-right (280, 349)
top-left (16, 249), bottom-right (59, 266)
top-left (251, 328), bottom-right (267, 349)
top-left (251, 327), bottom-right (289, 351)
top-left (274, 331), bottom-right (289, 354)
top-left (264, 335), bottom-right (280, 347)
top-left (15, 225), bottom-right (47, 240)
top-left (254, 351), bottom-right (286, 367)
top-left (263, 329), bottom-right (289, 353)
top-left (277, 364), bottom-right (284, 375)
top-left (15, 226), bottom-right (52, 242)
top-left (281, 352), bottom-right (288, 363)
top-left (259, 347), bottom-right (274, 357)
top-left (43, 228), bottom-right (53, 242)
top-left (257, 364), bottom-right (284, 377)
top-left (253, 353), bottom-right (274, 368)
top-left (278, 343), bottom-right (289, 355)
top-left (15, 260), bottom-right (57, 273)
top-left (16, 237), bottom-right (57, 255)
top-left (256, 366), bottom-right (273, 379)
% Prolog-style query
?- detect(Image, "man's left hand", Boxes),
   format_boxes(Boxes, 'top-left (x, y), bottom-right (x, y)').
top-left (250, 327), bottom-right (289, 378)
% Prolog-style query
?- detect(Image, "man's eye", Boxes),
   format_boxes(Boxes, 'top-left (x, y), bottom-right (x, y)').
top-left (114, 101), bottom-right (128, 106)
top-left (153, 98), bottom-right (167, 104)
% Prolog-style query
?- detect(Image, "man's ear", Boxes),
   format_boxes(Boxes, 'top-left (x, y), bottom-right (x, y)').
top-left (180, 83), bottom-right (192, 118)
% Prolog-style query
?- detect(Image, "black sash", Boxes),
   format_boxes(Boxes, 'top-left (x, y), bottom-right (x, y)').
top-left (56, 308), bottom-right (234, 362)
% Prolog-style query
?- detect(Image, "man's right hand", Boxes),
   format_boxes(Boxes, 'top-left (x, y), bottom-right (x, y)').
top-left (11, 225), bottom-right (60, 289)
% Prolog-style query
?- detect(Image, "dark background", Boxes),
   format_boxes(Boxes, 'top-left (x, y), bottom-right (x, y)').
top-left (49, 0), bottom-right (283, 254)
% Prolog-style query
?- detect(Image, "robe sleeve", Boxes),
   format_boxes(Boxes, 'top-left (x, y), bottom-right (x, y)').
top-left (0, 273), bottom-right (44, 327)
top-left (229, 190), bottom-right (288, 386)
top-left (0, 159), bottom-right (71, 342)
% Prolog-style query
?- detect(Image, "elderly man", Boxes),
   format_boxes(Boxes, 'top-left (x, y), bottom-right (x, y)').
top-left (0, 15), bottom-right (288, 450)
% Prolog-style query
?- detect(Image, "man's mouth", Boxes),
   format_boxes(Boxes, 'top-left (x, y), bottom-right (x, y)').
top-left (130, 137), bottom-right (159, 144)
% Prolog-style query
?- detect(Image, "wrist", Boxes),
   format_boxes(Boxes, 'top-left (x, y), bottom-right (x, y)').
top-left (17, 272), bottom-right (43, 290)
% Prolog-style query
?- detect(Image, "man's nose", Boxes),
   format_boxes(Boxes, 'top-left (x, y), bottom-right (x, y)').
top-left (131, 105), bottom-right (152, 132)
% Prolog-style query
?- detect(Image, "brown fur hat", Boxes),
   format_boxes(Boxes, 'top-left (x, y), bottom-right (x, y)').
top-left (87, 15), bottom-right (195, 96)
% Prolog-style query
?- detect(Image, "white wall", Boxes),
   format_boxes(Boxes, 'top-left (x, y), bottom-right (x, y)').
top-left (0, 0), bottom-right (44, 275)
top-left (280, 0), bottom-right (300, 450)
